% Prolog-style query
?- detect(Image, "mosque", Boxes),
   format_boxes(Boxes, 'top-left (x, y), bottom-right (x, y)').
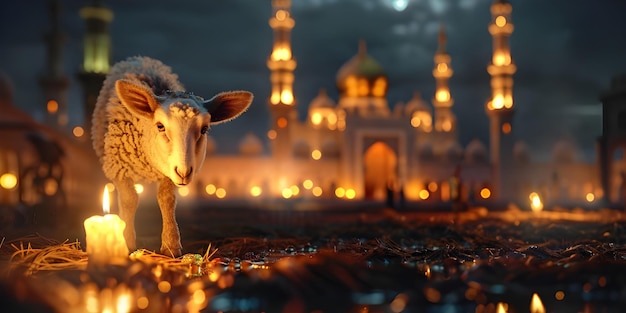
top-left (1, 0), bottom-right (625, 222)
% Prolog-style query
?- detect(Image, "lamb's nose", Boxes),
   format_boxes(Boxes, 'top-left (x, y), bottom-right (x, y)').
top-left (175, 166), bottom-right (193, 179)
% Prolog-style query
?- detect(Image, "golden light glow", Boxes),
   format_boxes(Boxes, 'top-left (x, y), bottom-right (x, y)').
top-left (267, 129), bottom-right (277, 140)
top-left (311, 112), bottom-right (323, 125)
top-left (157, 281), bottom-right (171, 293)
top-left (335, 187), bottom-right (346, 198)
top-left (495, 15), bottom-right (507, 27)
top-left (491, 94), bottom-right (504, 109)
top-left (250, 186), bottom-right (262, 197)
top-left (311, 149), bottom-right (322, 160)
top-left (435, 89), bottom-right (450, 102)
top-left (411, 116), bottom-right (421, 128)
top-left (480, 187), bottom-right (491, 199)
top-left (504, 95), bottom-right (513, 108)
top-left (441, 119), bottom-right (452, 132)
top-left (312, 186), bottom-right (322, 197)
top-left (215, 188), bottom-right (226, 199)
top-left (134, 184), bottom-right (144, 194)
top-left (419, 189), bottom-right (430, 200)
top-left (585, 192), bottom-right (595, 202)
top-left (327, 113), bottom-right (337, 126)
top-left (493, 52), bottom-right (511, 66)
top-left (372, 78), bottom-right (387, 97)
top-left (43, 178), bottom-right (58, 196)
top-left (105, 182), bottom-right (115, 192)
top-left (303, 179), bottom-right (313, 190)
top-left (277, 117), bottom-right (288, 128)
top-left (345, 76), bottom-right (358, 97)
top-left (345, 188), bottom-right (356, 199)
top-left (275, 9), bottom-right (287, 21)
top-left (427, 182), bottom-right (438, 192)
top-left (178, 186), bottom-right (190, 197)
top-left (205, 184), bottom-right (216, 195)
top-left (73, 126), bottom-right (85, 137)
top-left (290, 185), bottom-right (300, 196)
top-left (357, 78), bottom-right (369, 96)
top-left (0, 173), bottom-right (17, 190)
top-left (502, 122), bottom-right (512, 134)
top-left (530, 293), bottom-right (545, 313)
top-left (437, 63), bottom-right (448, 73)
top-left (496, 302), bottom-right (508, 313)
top-left (102, 185), bottom-right (110, 214)
top-left (270, 91), bottom-right (280, 104)
top-left (529, 192), bottom-right (543, 212)
top-left (271, 47), bottom-right (292, 61)
top-left (281, 188), bottom-right (293, 199)
top-left (117, 292), bottom-right (132, 313)
top-left (280, 89), bottom-right (294, 104)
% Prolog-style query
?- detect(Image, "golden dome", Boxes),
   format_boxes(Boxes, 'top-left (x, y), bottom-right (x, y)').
top-left (336, 40), bottom-right (387, 98)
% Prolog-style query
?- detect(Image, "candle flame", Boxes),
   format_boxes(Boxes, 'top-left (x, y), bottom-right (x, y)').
top-left (103, 185), bottom-right (110, 215)
top-left (496, 302), bottom-right (507, 313)
top-left (529, 192), bottom-right (543, 212)
top-left (530, 293), bottom-right (545, 313)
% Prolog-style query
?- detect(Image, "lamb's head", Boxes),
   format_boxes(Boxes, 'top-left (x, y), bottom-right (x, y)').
top-left (115, 79), bottom-right (253, 186)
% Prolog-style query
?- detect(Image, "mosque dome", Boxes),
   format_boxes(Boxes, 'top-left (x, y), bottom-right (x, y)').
top-left (465, 139), bottom-right (488, 164)
top-left (336, 40), bottom-right (387, 99)
top-left (239, 132), bottom-right (263, 156)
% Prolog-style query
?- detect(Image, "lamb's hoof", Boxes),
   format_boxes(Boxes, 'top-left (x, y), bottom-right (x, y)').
top-left (161, 244), bottom-right (182, 258)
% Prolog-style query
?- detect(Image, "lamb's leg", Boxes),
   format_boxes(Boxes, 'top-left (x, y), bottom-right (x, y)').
top-left (158, 177), bottom-right (182, 257)
top-left (116, 177), bottom-right (138, 252)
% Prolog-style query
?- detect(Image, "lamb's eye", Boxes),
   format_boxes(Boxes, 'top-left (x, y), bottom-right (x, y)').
top-left (156, 122), bottom-right (165, 132)
top-left (200, 125), bottom-right (209, 135)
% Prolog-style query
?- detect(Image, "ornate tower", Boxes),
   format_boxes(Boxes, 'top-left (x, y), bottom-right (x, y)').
top-left (267, 0), bottom-right (297, 160)
top-left (432, 24), bottom-right (456, 136)
top-left (486, 0), bottom-right (516, 200)
top-left (77, 0), bottom-right (113, 138)
top-left (39, 0), bottom-right (70, 130)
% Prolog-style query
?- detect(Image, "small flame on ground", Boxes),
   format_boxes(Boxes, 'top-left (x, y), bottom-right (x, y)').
top-left (529, 192), bottom-right (543, 212)
top-left (530, 293), bottom-right (545, 313)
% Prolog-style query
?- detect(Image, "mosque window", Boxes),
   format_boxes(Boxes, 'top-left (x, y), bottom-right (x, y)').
top-left (270, 91), bottom-right (280, 104)
top-left (435, 89), bottom-right (450, 102)
top-left (442, 119), bottom-right (453, 132)
top-left (493, 52), bottom-right (511, 66)
top-left (346, 76), bottom-right (358, 97)
top-left (436, 63), bottom-right (448, 73)
top-left (311, 112), bottom-right (323, 126)
top-left (495, 16), bottom-right (507, 27)
top-left (357, 78), bottom-right (369, 96)
top-left (275, 10), bottom-right (288, 21)
top-left (372, 78), bottom-right (387, 97)
top-left (280, 89), bottom-right (293, 105)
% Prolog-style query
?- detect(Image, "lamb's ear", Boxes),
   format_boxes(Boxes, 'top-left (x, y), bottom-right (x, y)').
top-left (115, 79), bottom-right (161, 118)
top-left (203, 91), bottom-right (253, 125)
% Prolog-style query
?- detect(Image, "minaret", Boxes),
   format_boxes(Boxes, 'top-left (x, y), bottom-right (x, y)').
top-left (486, 0), bottom-right (516, 200)
top-left (77, 0), bottom-right (113, 139)
top-left (267, 0), bottom-right (297, 160)
top-left (432, 24), bottom-right (456, 135)
top-left (39, 0), bottom-right (70, 130)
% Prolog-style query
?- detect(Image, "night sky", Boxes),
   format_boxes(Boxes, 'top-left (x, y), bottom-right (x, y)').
top-left (1, 0), bottom-right (625, 161)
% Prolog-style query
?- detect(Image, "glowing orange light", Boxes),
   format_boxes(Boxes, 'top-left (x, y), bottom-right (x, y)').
top-left (303, 179), bottom-right (313, 190)
top-left (411, 116), bottom-right (421, 128)
top-left (0, 173), bottom-right (17, 190)
top-left (436, 63), bottom-right (448, 73)
top-left (480, 187), bottom-right (491, 199)
top-left (585, 192), bottom-right (595, 202)
top-left (502, 122), bottom-right (512, 134)
top-left (312, 186), bottom-right (322, 197)
top-left (275, 9), bottom-right (287, 21)
top-left (492, 94), bottom-right (504, 109)
top-left (215, 188), bottom-right (226, 199)
top-left (250, 186), bottom-right (262, 197)
top-left (441, 119), bottom-right (452, 132)
top-left (134, 184), bottom-right (144, 195)
top-left (47, 100), bottom-right (58, 114)
top-left (427, 182), bottom-right (438, 192)
top-left (335, 187), bottom-right (346, 198)
top-left (530, 293), bottom-right (545, 313)
top-left (496, 302), bottom-right (508, 313)
top-left (205, 184), bottom-right (216, 195)
top-left (345, 188), bottom-right (356, 199)
top-left (277, 117), bottom-right (288, 128)
top-left (281, 89), bottom-right (293, 104)
top-left (178, 186), bottom-right (190, 197)
top-left (270, 92), bottom-right (280, 104)
top-left (311, 112), bottom-right (323, 125)
top-left (554, 290), bottom-right (565, 301)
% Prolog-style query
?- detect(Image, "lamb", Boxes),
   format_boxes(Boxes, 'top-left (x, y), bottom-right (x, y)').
top-left (92, 56), bottom-right (253, 257)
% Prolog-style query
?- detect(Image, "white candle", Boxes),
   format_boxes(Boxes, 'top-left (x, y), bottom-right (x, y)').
top-left (84, 186), bottom-right (129, 265)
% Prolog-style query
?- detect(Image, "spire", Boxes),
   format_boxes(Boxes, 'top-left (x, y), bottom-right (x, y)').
top-left (437, 23), bottom-right (447, 53)
top-left (358, 39), bottom-right (367, 58)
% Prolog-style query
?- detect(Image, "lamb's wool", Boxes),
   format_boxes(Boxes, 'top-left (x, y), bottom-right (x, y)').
top-left (92, 56), bottom-right (184, 182)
